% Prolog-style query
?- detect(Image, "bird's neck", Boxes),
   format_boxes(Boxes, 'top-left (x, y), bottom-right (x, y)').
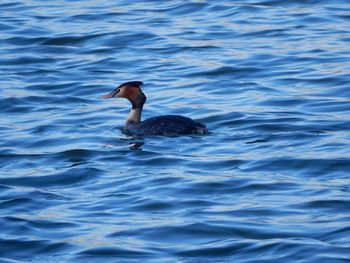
top-left (125, 107), bottom-right (142, 130)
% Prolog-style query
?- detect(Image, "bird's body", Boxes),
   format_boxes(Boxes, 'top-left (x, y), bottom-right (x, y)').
top-left (103, 81), bottom-right (208, 136)
top-left (127, 115), bottom-right (207, 136)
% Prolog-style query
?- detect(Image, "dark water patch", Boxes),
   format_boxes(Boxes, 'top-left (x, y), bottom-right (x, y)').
top-left (184, 159), bottom-right (245, 171)
top-left (303, 100), bottom-right (350, 113)
top-left (0, 197), bottom-right (44, 211)
top-left (0, 56), bottom-right (57, 66)
top-left (0, 238), bottom-right (71, 262)
top-left (0, 167), bottom-right (101, 188)
top-left (0, 2), bottom-right (22, 9)
top-left (257, 98), bottom-right (308, 107)
top-left (1, 216), bottom-right (78, 240)
top-left (76, 246), bottom-right (153, 259)
top-left (25, 82), bottom-right (80, 94)
top-left (175, 180), bottom-right (246, 196)
top-left (176, 238), bottom-right (350, 262)
top-left (41, 33), bottom-right (107, 47)
top-left (11, 26), bottom-right (51, 37)
top-left (186, 66), bottom-right (264, 78)
top-left (240, 28), bottom-right (293, 38)
top-left (128, 199), bottom-right (177, 212)
top-left (0, 147), bottom-right (104, 170)
top-left (243, 157), bottom-right (350, 176)
top-left (165, 2), bottom-right (208, 16)
top-left (321, 226), bottom-right (350, 244)
top-left (110, 222), bottom-right (232, 244)
top-left (0, 188), bottom-right (66, 202)
top-left (175, 240), bottom-right (253, 258)
top-left (0, 184), bottom-right (13, 192)
top-left (5, 36), bottom-right (46, 46)
top-left (0, 22), bottom-right (15, 31)
top-left (295, 199), bottom-right (350, 212)
top-left (0, 189), bottom-right (68, 216)
top-left (99, 32), bottom-right (160, 48)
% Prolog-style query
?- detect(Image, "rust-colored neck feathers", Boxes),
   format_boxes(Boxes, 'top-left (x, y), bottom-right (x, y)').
top-left (120, 85), bottom-right (146, 109)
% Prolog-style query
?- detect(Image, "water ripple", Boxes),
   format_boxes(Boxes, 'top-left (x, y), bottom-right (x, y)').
top-left (1, 0), bottom-right (350, 262)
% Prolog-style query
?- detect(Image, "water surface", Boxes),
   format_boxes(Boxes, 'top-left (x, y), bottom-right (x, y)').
top-left (1, 0), bottom-right (350, 262)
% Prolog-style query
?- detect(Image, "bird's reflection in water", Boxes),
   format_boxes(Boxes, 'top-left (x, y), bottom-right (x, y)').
top-left (129, 141), bottom-right (144, 150)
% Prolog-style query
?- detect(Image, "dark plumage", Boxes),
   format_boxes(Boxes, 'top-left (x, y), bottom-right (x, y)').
top-left (127, 115), bottom-right (208, 136)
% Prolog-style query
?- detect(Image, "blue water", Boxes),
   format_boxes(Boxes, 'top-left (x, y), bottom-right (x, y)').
top-left (1, 0), bottom-right (350, 262)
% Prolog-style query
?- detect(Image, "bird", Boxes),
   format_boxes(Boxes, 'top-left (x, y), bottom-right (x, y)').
top-left (103, 81), bottom-right (208, 136)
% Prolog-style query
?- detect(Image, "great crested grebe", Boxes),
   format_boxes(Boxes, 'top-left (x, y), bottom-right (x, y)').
top-left (103, 81), bottom-right (208, 136)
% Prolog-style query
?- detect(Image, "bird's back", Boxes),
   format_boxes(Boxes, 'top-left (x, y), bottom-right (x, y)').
top-left (127, 115), bottom-right (208, 136)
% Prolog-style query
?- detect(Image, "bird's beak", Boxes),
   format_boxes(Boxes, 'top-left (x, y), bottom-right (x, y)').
top-left (102, 90), bottom-right (118, 99)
